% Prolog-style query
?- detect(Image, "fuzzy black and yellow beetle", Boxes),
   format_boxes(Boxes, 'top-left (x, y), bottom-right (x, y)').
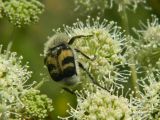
top-left (44, 33), bottom-right (106, 93)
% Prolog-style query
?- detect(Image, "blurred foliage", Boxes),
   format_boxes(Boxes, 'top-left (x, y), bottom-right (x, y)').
top-left (0, 0), bottom-right (160, 119)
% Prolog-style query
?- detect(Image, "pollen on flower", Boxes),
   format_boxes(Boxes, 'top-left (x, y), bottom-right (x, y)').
top-left (61, 87), bottom-right (132, 120)
top-left (53, 17), bottom-right (128, 88)
top-left (3, 0), bottom-right (44, 27)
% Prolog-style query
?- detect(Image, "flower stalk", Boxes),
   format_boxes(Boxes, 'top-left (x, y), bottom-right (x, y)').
top-left (119, 6), bottom-right (140, 97)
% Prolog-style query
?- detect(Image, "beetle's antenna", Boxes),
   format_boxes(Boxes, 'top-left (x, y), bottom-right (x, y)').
top-left (74, 48), bottom-right (96, 61)
top-left (68, 35), bottom-right (93, 45)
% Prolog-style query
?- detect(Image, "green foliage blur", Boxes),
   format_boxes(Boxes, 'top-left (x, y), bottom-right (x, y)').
top-left (0, 0), bottom-right (160, 119)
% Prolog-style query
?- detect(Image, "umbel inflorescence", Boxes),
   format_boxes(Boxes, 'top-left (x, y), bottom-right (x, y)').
top-left (1, 0), bottom-right (44, 27)
top-left (45, 17), bottom-right (133, 119)
top-left (46, 15), bottom-right (160, 120)
top-left (133, 15), bottom-right (160, 70)
top-left (131, 71), bottom-right (160, 120)
top-left (74, 0), bottom-right (147, 13)
top-left (130, 16), bottom-right (160, 119)
top-left (46, 17), bottom-right (128, 90)
top-left (60, 85), bottom-right (132, 120)
top-left (0, 45), bottom-right (53, 119)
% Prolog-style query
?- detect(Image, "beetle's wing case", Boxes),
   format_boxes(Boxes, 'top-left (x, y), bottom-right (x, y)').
top-left (57, 45), bottom-right (80, 87)
top-left (44, 33), bottom-right (80, 87)
top-left (44, 51), bottom-right (62, 81)
top-left (72, 46), bottom-right (80, 82)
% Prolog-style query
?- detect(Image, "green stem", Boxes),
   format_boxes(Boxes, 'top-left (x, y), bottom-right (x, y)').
top-left (7, 40), bottom-right (14, 52)
top-left (120, 8), bottom-right (129, 35)
top-left (0, 104), bottom-right (7, 120)
top-left (6, 27), bottom-right (16, 58)
top-left (7, 27), bottom-right (16, 51)
top-left (130, 62), bottom-right (140, 97)
top-left (119, 7), bottom-right (140, 97)
top-left (34, 78), bottom-right (49, 89)
top-left (34, 80), bottom-right (45, 89)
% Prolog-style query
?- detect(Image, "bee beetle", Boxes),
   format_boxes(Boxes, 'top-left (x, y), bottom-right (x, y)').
top-left (44, 33), bottom-right (105, 93)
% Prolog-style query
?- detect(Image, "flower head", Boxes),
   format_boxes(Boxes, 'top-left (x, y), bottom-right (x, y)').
top-left (74, 0), bottom-right (146, 13)
top-left (3, 0), bottom-right (44, 27)
top-left (74, 0), bottom-right (109, 14)
top-left (113, 0), bottom-right (146, 12)
top-left (52, 17), bottom-right (127, 88)
top-left (0, 45), bottom-right (31, 119)
top-left (0, 45), bottom-right (53, 119)
top-left (133, 15), bottom-right (160, 69)
top-left (61, 86), bottom-right (132, 120)
top-left (132, 72), bottom-right (160, 120)
top-left (20, 89), bottom-right (54, 119)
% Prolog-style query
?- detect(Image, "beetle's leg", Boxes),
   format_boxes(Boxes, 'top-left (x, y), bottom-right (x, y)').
top-left (78, 62), bottom-right (109, 91)
top-left (62, 87), bottom-right (76, 95)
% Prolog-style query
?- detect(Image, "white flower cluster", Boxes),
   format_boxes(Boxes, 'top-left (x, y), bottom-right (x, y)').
top-left (3, 0), bottom-right (44, 27)
top-left (52, 17), bottom-right (128, 88)
top-left (0, 45), bottom-right (53, 119)
top-left (113, 0), bottom-right (146, 12)
top-left (132, 72), bottom-right (160, 120)
top-left (61, 86), bottom-right (132, 120)
top-left (74, 0), bottom-right (109, 14)
top-left (44, 12), bottom-right (160, 119)
top-left (74, 0), bottom-right (147, 13)
top-left (0, 45), bottom-right (32, 119)
top-left (133, 15), bottom-right (160, 69)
